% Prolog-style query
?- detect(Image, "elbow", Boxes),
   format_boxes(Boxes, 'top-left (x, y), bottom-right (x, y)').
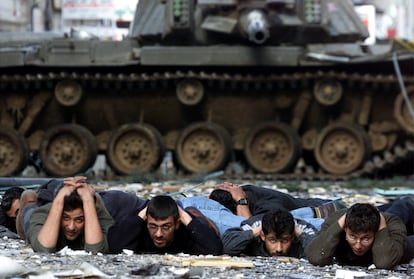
top-left (223, 247), bottom-right (240, 256)
top-left (306, 254), bottom-right (322, 266)
top-left (374, 257), bottom-right (401, 270)
top-left (210, 243), bottom-right (223, 255)
top-left (305, 249), bottom-right (332, 266)
top-left (204, 242), bottom-right (223, 256)
top-left (307, 257), bottom-right (330, 267)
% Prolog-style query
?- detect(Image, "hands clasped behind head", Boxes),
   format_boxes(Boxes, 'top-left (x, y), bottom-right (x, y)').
top-left (57, 176), bottom-right (94, 199)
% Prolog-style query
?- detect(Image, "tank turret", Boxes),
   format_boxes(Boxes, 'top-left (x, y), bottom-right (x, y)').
top-left (130, 0), bottom-right (369, 45)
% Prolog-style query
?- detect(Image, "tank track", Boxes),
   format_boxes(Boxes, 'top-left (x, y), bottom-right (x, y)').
top-left (3, 69), bottom-right (414, 88)
top-left (2, 69), bottom-right (414, 180)
top-left (222, 139), bottom-right (414, 181)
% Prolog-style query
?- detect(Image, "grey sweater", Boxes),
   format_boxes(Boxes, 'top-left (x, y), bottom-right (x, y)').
top-left (28, 203), bottom-right (114, 253)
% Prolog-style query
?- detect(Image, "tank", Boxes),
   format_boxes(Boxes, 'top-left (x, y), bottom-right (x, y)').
top-left (1, 0), bottom-right (414, 178)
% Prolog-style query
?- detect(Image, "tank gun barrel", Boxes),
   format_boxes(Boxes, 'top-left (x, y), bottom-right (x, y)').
top-left (240, 10), bottom-right (269, 45)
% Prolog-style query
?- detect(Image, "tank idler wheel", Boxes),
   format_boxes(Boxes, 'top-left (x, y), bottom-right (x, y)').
top-left (55, 80), bottom-right (83, 106)
top-left (0, 128), bottom-right (29, 176)
top-left (314, 122), bottom-right (371, 175)
top-left (313, 79), bottom-right (343, 106)
top-left (107, 123), bottom-right (165, 175)
top-left (394, 85), bottom-right (414, 134)
top-left (244, 122), bottom-right (301, 173)
top-left (176, 79), bottom-right (204, 106)
top-left (175, 122), bottom-right (231, 173)
top-left (39, 124), bottom-right (97, 177)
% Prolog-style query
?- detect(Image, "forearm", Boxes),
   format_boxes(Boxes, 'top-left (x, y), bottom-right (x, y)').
top-left (372, 216), bottom-right (407, 269)
top-left (83, 198), bottom-right (103, 246)
top-left (236, 205), bottom-right (252, 218)
top-left (37, 199), bottom-right (64, 249)
top-left (108, 214), bottom-right (145, 253)
top-left (296, 220), bottom-right (318, 250)
top-left (187, 219), bottom-right (222, 255)
top-left (216, 183), bottom-right (252, 217)
top-left (306, 220), bottom-right (342, 265)
top-left (222, 228), bottom-right (255, 255)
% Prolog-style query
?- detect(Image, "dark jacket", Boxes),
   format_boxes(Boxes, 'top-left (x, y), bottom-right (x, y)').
top-left (305, 209), bottom-right (407, 269)
top-left (108, 211), bottom-right (223, 255)
top-left (241, 184), bottom-right (327, 215)
top-left (222, 214), bottom-right (317, 258)
top-left (98, 190), bottom-right (148, 222)
top-left (0, 209), bottom-right (15, 233)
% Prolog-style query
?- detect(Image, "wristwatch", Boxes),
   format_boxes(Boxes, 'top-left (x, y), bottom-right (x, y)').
top-left (237, 198), bottom-right (249, 205)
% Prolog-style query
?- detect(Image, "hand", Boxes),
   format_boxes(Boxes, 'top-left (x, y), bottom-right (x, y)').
top-left (252, 226), bottom-right (262, 238)
top-left (138, 206), bottom-right (147, 220)
top-left (378, 213), bottom-right (387, 231)
top-left (56, 183), bottom-right (77, 200)
top-left (63, 176), bottom-right (87, 187)
top-left (215, 182), bottom-right (247, 202)
top-left (178, 206), bottom-right (192, 226)
top-left (76, 183), bottom-right (95, 202)
top-left (294, 224), bottom-right (302, 237)
top-left (338, 213), bottom-right (346, 229)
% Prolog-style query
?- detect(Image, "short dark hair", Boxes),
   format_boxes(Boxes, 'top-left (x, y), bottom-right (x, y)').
top-left (209, 189), bottom-right (237, 214)
top-left (345, 203), bottom-right (380, 233)
top-left (1, 187), bottom-right (25, 212)
top-left (262, 210), bottom-right (295, 236)
top-left (63, 191), bottom-right (84, 212)
top-left (147, 195), bottom-right (179, 220)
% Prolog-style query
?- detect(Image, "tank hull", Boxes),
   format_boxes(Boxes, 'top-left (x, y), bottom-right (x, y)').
top-left (1, 47), bottom-right (414, 177)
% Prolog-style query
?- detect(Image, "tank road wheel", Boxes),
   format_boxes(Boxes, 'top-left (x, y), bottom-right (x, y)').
top-left (39, 124), bottom-right (97, 177)
top-left (54, 80), bottom-right (83, 106)
top-left (314, 122), bottom-right (371, 175)
top-left (176, 79), bottom-right (204, 105)
top-left (394, 85), bottom-right (414, 134)
top-left (175, 122), bottom-right (231, 173)
top-left (0, 128), bottom-right (29, 176)
top-left (107, 124), bottom-right (165, 175)
top-left (244, 122), bottom-right (301, 173)
top-left (313, 79), bottom-right (343, 106)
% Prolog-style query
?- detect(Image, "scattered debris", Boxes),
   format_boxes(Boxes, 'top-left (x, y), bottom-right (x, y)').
top-left (163, 254), bottom-right (254, 268)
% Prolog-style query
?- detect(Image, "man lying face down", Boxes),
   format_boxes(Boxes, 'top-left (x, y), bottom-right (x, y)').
top-left (222, 209), bottom-right (318, 258)
top-left (107, 195), bottom-right (222, 255)
top-left (306, 203), bottom-right (414, 269)
top-left (24, 177), bottom-right (113, 253)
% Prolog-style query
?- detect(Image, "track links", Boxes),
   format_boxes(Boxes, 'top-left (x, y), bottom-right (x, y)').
top-left (1, 70), bottom-right (414, 180)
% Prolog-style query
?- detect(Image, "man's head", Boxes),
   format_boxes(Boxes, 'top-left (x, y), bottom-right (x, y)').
top-left (1, 187), bottom-right (25, 219)
top-left (260, 210), bottom-right (295, 256)
top-left (344, 203), bottom-right (379, 256)
top-left (209, 189), bottom-right (237, 214)
top-left (61, 190), bottom-right (85, 241)
top-left (146, 195), bottom-right (180, 248)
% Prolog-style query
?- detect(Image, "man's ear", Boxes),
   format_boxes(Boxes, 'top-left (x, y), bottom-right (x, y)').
top-left (260, 230), bottom-right (266, 241)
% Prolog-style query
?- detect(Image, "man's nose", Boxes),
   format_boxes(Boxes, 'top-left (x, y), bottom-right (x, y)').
top-left (67, 220), bottom-right (75, 229)
top-left (155, 227), bottom-right (163, 236)
top-left (354, 241), bottom-right (362, 248)
top-left (275, 242), bottom-right (282, 251)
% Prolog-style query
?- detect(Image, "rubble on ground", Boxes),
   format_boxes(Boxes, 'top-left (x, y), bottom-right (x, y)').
top-left (0, 237), bottom-right (413, 278)
top-left (1, 178), bottom-right (414, 278)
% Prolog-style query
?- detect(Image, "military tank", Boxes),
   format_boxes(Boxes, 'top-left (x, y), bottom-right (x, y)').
top-left (1, 0), bottom-right (414, 178)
